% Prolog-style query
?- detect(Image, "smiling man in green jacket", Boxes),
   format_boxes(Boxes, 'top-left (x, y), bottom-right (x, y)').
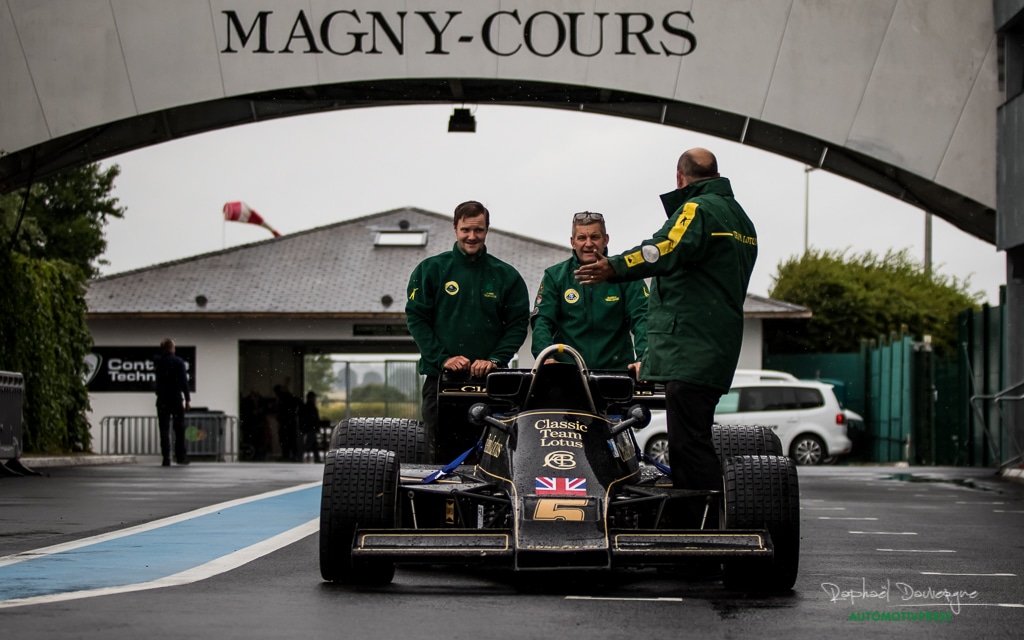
top-left (530, 211), bottom-right (648, 372)
top-left (575, 148), bottom-right (757, 501)
top-left (406, 200), bottom-right (530, 459)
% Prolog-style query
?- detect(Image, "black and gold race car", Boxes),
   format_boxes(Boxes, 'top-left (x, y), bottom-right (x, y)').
top-left (319, 344), bottom-right (799, 591)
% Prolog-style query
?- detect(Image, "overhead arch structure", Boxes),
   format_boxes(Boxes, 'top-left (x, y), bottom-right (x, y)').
top-left (3, 0), bottom-right (1023, 464)
top-left (0, 0), bottom-right (1002, 243)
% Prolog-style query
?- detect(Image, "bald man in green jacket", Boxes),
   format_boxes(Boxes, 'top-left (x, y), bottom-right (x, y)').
top-left (575, 148), bottom-right (757, 503)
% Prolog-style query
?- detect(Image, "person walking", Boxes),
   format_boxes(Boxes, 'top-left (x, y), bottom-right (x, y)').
top-left (154, 338), bottom-right (192, 466)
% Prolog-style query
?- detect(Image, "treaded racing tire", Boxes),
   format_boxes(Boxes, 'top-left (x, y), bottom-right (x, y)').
top-left (712, 424), bottom-right (784, 461)
top-left (319, 447), bottom-right (399, 585)
top-left (328, 417), bottom-right (429, 464)
top-left (722, 454), bottom-right (800, 592)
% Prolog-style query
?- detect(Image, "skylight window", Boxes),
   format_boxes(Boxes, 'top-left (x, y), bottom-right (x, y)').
top-left (374, 230), bottom-right (428, 247)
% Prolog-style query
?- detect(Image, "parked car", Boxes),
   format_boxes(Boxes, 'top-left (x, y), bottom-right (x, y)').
top-left (635, 378), bottom-right (859, 466)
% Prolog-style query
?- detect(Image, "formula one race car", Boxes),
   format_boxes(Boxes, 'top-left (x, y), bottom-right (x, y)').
top-left (319, 344), bottom-right (799, 591)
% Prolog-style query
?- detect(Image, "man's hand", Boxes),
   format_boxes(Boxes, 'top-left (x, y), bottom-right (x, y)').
top-left (443, 355), bottom-right (471, 371)
top-left (627, 362), bottom-right (641, 377)
top-left (469, 359), bottom-right (497, 378)
top-left (185, 401), bottom-right (191, 411)
top-left (574, 254), bottom-right (615, 285)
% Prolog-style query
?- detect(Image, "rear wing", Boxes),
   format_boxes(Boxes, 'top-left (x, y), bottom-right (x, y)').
top-left (438, 369), bottom-right (667, 413)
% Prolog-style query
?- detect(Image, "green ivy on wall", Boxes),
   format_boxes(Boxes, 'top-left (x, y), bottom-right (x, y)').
top-left (0, 252), bottom-right (92, 454)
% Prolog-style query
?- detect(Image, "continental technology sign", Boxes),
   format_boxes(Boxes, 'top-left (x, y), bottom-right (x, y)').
top-left (84, 346), bottom-right (197, 393)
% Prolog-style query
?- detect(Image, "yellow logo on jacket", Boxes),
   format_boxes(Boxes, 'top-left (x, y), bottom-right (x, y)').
top-left (564, 288), bottom-right (580, 304)
top-left (445, 281), bottom-right (459, 295)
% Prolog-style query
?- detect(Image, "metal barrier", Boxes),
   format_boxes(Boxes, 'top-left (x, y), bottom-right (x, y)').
top-left (99, 413), bottom-right (238, 462)
top-left (969, 379), bottom-right (1024, 471)
top-left (1, 371), bottom-right (25, 461)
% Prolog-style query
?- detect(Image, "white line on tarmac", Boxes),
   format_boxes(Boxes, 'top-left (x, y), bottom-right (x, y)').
top-left (877, 549), bottom-right (956, 553)
top-left (802, 507), bottom-right (847, 510)
top-left (993, 509), bottom-right (1024, 513)
top-left (849, 531), bottom-right (917, 535)
top-left (920, 572), bottom-right (1017, 577)
top-left (817, 517), bottom-right (878, 520)
top-left (0, 518), bottom-right (320, 609)
top-left (896, 603), bottom-right (1024, 608)
top-left (955, 501), bottom-right (1006, 505)
top-left (566, 596), bottom-right (684, 602)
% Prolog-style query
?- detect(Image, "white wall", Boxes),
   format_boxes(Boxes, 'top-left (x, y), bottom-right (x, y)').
top-left (86, 315), bottom-right (538, 449)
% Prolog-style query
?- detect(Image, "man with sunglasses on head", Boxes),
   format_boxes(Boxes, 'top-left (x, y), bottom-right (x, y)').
top-left (530, 211), bottom-right (648, 373)
top-left (406, 200), bottom-right (530, 460)
top-left (575, 148), bottom-right (757, 509)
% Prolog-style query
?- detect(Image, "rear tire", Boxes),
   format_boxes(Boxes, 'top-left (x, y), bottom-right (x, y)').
top-left (712, 424), bottom-right (783, 461)
top-left (328, 417), bottom-right (429, 463)
top-left (644, 425), bottom-right (783, 467)
top-left (722, 454), bottom-right (800, 592)
top-left (319, 448), bottom-right (399, 585)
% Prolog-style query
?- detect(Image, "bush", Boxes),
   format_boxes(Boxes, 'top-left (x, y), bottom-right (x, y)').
top-left (0, 253), bottom-right (92, 453)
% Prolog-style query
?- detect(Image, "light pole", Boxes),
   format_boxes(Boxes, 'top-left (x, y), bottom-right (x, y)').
top-left (804, 166), bottom-right (816, 254)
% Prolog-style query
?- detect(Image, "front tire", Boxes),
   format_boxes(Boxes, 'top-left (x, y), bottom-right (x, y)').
top-left (319, 448), bottom-right (399, 585)
top-left (722, 454), bottom-right (800, 592)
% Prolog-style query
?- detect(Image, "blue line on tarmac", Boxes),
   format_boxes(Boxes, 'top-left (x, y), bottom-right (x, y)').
top-left (0, 483), bottom-right (321, 605)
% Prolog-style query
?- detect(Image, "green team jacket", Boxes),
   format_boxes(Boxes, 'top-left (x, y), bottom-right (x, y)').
top-left (607, 177), bottom-right (757, 392)
top-left (530, 252), bottom-right (649, 370)
top-left (406, 243), bottom-right (530, 377)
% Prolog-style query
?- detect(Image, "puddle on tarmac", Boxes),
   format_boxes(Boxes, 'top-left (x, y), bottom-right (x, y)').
top-left (881, 473), bottom-right (992, 491)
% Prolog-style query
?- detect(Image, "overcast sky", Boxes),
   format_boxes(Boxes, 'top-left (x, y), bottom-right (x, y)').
top-left (98, 104), bottom-right (1006, 305)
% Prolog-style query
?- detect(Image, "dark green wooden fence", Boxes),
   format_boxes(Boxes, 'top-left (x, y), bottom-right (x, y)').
top-left (766, 300), bottom-right (1008, 467)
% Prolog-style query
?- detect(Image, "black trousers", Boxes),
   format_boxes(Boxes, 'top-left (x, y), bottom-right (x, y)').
top-left (665, 380), bottom-right (723, 491)
top-left (156, 400), bottom-right (187, 462)
top-left (421, 375), bottom-right (439, 462)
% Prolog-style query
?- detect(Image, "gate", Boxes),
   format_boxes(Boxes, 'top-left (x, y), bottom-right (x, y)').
top-left (100, 413), bottom-right (238, 461)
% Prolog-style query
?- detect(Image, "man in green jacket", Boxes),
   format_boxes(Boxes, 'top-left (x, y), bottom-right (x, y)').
top-left (575, 148), bottom-right (757, 498)
top-left (406, 200), bottom-right (530, 458)
top-left (530, 211), bottom-right (648, 372)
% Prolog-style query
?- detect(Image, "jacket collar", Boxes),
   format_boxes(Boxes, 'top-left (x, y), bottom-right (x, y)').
top-left (452, 241), bottom-right (488, 262)
top-left (659, 177), bottom-right (734, 218)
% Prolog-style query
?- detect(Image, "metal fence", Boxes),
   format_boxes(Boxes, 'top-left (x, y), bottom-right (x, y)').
top-left (0, 371), bottom-right (25, 461)
top-left (100, 413), bottom-right (238, 461)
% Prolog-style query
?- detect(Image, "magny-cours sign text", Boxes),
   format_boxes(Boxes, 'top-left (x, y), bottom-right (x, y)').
top-left (221, 8), bottom-right (696, 58)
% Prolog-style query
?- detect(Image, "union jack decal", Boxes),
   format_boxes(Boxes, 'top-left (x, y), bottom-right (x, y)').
top-left (535, 477), bottom-right (587, 495)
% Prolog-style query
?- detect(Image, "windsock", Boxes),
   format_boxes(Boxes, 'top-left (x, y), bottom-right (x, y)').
top-left (222, 202), bottom-right (281, 237)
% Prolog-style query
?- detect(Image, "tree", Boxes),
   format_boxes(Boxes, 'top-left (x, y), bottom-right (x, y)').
top-left (0, 162), bottom-right (124, 453)
top-left (303, 354), bottom-right (337, 399)
top-left (349, 383), bottom-right (409, 403)
top-left (1, 163), bottom-right (124, 278)
top-left (765, 248), bottom-right (983, 355)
